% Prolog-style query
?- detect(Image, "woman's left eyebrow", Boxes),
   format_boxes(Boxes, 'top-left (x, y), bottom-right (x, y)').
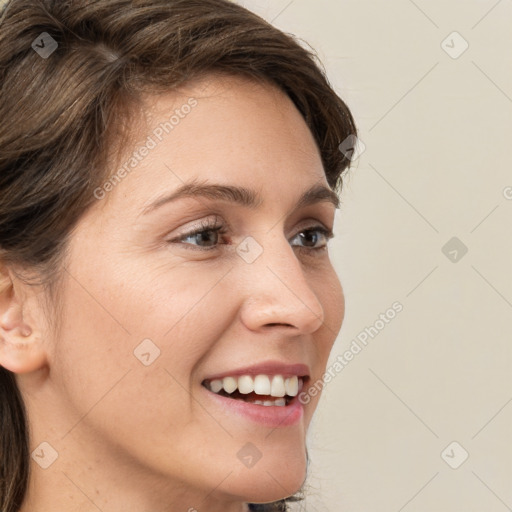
top-left (141, 181), bottom-right (340, 215)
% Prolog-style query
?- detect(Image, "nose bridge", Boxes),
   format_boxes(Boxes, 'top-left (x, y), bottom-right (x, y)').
top-left (237, 232), bottom-right (325, 334)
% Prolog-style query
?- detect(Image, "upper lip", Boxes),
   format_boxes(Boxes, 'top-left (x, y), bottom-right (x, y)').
top-left (202, 360), bottom-right (310, 382)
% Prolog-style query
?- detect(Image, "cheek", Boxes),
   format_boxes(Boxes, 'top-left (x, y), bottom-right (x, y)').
top-left (329, 269), bottom-right (345, 334)
top-left (48, 263), bottom-right (236, 458)
top-left (300, 264), bottom-right (344, 420)
top-left (132, 262), bottom-right (234, 348)
top-left (313, 262), bottom-right (345, 347)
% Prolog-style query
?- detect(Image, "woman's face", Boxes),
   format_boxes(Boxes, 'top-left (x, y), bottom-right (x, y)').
top-left (20, 74), bottom-right (345, 511)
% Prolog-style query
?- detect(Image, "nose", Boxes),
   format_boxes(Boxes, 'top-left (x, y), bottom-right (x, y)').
top-left (238, 234), bottom-right (326, 335)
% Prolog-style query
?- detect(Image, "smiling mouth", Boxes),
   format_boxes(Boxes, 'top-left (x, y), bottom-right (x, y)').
top-left (201, 374), bottom-right (307, 407)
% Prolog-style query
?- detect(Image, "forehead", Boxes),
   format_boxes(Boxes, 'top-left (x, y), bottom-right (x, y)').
top-left (95, 74), bottom-right (328, 218)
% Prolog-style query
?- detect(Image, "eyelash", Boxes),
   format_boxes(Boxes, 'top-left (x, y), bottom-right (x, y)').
top-left (168, 218), bottom-right (334, 254)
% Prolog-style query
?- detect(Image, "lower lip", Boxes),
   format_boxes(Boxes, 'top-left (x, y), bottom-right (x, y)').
top-left (202, 386), bottom-right (304, 428)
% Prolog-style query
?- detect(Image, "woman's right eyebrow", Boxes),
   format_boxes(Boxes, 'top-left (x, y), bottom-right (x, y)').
top-left (141, 180), bottom-right (340, 216)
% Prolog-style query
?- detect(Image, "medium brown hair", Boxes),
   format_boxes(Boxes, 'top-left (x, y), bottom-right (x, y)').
top-left (0, 0), bottom-right (357, 510)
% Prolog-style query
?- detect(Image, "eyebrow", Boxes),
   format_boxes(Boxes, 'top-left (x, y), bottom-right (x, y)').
top-left (141, 180), bottom-right (340, 215)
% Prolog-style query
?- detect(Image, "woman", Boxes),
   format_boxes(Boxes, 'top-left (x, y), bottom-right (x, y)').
top-left (0, 0), bottom-right (357, 510)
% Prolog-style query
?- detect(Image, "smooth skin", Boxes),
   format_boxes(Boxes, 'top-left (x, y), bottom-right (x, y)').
top-left (0, 74), bottom-right (345, 512)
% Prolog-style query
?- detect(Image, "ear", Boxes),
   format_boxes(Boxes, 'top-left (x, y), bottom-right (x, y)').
top-left (0, 264), bottom-right (47, 374)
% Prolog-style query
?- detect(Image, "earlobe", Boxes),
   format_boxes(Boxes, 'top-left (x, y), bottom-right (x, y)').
top-left (0, 267), bottom-right (47, 374)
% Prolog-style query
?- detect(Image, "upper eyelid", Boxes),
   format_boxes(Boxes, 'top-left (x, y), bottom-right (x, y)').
top-left (163, 199), bottom-right (335, 229)
top-left (175, 217), bottom-right (333, 238)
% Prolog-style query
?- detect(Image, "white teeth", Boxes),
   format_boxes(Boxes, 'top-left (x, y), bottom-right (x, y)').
top-left (238, 375), bottom-right (254, 394)
top-left (284, 375), bottom-right (298, 396)
top-left (250, 397), bottom-right (287, 407)
top-left (254, 375), bottom-right (271, 395)
top-left (210, 379), bottom-right (223, 393)
top-left (222, 376), bottom-right (237, 394)
top-left (208, 373), bottom-right (304, 398)
top-left (270, 375), bottom-right (286, 397)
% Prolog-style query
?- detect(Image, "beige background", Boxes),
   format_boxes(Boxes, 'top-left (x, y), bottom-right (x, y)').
top-left (239, 1), bottom-right (512, 511)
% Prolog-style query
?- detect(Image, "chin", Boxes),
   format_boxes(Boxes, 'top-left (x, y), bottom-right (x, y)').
top-left (227, 444), bottom-right (307, 504)
top-left (239, 470), bottom-right (306, 504)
